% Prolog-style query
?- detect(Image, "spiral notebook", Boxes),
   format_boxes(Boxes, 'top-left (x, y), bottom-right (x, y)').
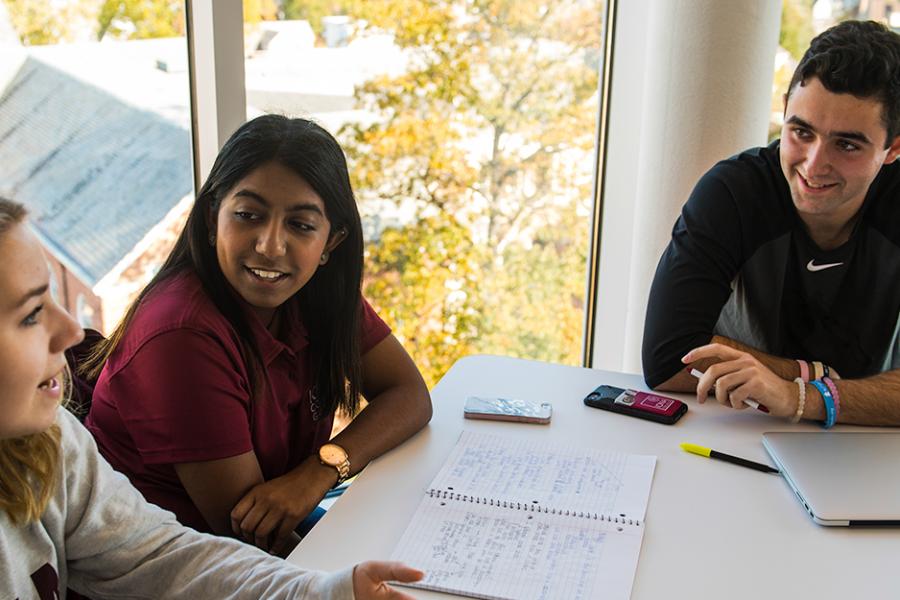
top-left (390, 431), bottom-right (657, 600)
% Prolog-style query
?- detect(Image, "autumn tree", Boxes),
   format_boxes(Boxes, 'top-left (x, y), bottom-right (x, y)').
top-left (1, 0), bottom-right (183, 44)
top-left (364, 217), bottom-right (486, 388)
top-left (481, 204), bottom-right (588, 366)
top-left (780, 0), bottom-right (814, 60)
top-left (341, 0), bottom-right (601, 382)
top-left (2, 0), bottom-right (88, 45)
top-left (95, 0), bottom-right (276, 41)
top-left (96, 0), bottom-right (184, 40)
top-left (281, 0), bottom-right (351, 37)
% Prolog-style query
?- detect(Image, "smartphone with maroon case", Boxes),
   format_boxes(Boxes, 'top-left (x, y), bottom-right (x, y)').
top-left (584, 385), bottom-right (687, 425)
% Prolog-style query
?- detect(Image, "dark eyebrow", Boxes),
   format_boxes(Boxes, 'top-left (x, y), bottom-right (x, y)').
top-left (16, 284), bottom-right (48, 309)
top-left (785, 115), bottom-right (872, 145)
top-left (233, 190), bottom-right (325, 216)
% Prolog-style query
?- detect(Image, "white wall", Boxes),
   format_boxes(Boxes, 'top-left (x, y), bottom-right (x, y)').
top-left (591, 0), bottom-right (781, 374)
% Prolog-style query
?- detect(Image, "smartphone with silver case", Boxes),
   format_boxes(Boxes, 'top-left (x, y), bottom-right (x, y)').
top-left (464, 396), bottom-right (552, 424)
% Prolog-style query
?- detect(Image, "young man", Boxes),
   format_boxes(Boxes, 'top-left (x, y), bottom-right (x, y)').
top-left (642, 20), bottom-right (900, 426)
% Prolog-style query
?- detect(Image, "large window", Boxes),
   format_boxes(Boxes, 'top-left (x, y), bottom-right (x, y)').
top-left (0, 0), bottom-right (193, 332)
top-left (243, 1), bottom-right (606, 386)
top-left (1, 1), bottom-right (608, 386)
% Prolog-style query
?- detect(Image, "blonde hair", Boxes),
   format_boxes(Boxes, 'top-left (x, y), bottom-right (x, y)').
top-left (0, 198), bottom-right (64, 524)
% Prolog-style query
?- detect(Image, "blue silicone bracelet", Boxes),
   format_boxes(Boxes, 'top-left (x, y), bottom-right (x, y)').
top-left (811, 379), bottom-right (835, 429)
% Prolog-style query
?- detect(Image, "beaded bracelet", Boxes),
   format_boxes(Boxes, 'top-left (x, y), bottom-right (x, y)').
top-left (811, 379), bottom-right (836, 429)
top-left (797, 360), bottom-right (810, 383)
top-left (791, 377), bottom-right (806, 424)
top-left (812, 361), bottom-right (824, 381)
top-left (822, 376), bottom-right (840, 424)
top-left (822, 364), bottom-right (831, 379)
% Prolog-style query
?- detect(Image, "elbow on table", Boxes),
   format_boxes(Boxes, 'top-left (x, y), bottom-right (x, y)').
top-left (641, 347), bottom-right (672, 391)
top-left (642, 330), bottom-right (711, 392)
top-left (418, 386), bottom-right (434, 427)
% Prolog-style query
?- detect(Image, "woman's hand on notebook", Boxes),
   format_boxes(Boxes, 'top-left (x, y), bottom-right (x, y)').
top-left (353, 562), bottom-right (424, 599)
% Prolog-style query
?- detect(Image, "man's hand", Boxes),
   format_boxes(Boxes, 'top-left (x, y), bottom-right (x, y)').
top-left (353, 562), bottom-right (424, 600)
top-left (230, 456), bottom-right (337, 554)
top-left (683, 343), bottom-right (799, 418)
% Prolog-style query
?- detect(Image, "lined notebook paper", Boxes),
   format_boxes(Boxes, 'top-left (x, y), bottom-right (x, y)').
top-left (391, 431), bottom-right (657, 600)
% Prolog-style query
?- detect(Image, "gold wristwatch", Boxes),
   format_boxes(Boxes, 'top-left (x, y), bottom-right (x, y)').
top-left (318, 443), bottom-right (350, 484)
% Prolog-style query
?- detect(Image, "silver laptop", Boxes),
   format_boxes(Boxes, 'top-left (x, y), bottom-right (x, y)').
top-left (762, 432), bottom-right (900, 527)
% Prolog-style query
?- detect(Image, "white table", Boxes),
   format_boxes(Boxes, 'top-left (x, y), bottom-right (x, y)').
top-left (288, 355), bottom-right (900, 599)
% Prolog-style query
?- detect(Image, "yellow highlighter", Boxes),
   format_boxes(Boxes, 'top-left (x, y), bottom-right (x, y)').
top-left (680, 442), bottom-right (779, 474)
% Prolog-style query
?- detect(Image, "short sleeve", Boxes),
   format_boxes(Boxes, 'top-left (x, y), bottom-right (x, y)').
top-left (360, 296), bottom-right (392, 353)
top-left (108, 328), bottom-right (254, 465)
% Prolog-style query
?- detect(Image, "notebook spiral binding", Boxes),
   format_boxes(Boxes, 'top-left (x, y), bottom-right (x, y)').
top-left (426, 488), bottom-right (641, 526)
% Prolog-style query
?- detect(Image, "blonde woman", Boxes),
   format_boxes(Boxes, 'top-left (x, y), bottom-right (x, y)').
top-left (0, 198), bottom-right (422, 600)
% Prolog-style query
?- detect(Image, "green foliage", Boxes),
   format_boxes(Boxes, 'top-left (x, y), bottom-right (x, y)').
top-left (2, 0), bottom-right (190, 44)
top-left (96, 0), bottom-right (184, 40)
top-left (3, 0), bottom-right (83, 45)
top-left (780, 0), bottom-right (814, 60)
top-left (481, 205), bottom-right (587, 366)
top-left (4, 0), bottom-right (278, 45)
top-left (364, 216), bottom-right (486, 388)
top-left (282, 0), bottom-right (352, 36)
top-left (243, 0), bottom-right (279, 26)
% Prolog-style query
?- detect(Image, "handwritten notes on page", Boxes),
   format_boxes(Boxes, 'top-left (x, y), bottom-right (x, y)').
top-left (429, 430), bottom-right (656, 521)
top-left (390, 431), bottom-right (656, 600)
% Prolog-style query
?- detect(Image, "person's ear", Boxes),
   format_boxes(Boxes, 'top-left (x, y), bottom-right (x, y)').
top-left (325, 226), bottom-right (348, 253)
top-left (885, 135), bottom-right (900, 165)
top-left (319, 227), bottom-right (347, 266)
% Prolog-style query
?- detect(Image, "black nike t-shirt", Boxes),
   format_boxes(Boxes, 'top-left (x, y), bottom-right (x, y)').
top-left (642, 141), bottom-right (900, 388)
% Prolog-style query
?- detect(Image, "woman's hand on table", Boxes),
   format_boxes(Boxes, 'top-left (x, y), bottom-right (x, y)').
top-left (230, 456), bottom-right (336, 555)
top-left (683, 343), bottom-right (798, 418)
top-left (353, 562), bottom-right (424, 600)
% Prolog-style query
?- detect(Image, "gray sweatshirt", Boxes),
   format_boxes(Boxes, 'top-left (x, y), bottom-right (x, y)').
top-left (0, 408), bottom-right (355, 600)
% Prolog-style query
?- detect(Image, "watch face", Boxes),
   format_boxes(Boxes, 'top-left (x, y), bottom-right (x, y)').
top-left (320, 443), bottom-right (348, 466)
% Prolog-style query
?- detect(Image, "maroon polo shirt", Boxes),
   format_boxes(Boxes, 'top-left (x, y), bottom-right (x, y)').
top-left (85, 271), bottom-right (390, 532)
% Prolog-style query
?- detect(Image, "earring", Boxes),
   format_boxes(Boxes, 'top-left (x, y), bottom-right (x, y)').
top-left (319, 251), bottom-right (329, 265)
top-left (208, 232), bottom-right (216, 246)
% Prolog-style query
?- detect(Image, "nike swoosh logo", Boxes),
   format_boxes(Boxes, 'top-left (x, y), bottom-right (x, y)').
top-left (806, 259), bottom-right (844, 272)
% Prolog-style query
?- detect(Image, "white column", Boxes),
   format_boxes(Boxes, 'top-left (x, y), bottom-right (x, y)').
top-left (187, 0), bottom-right (247, 189)
top-left (592, 0), bottom-right (781, 374)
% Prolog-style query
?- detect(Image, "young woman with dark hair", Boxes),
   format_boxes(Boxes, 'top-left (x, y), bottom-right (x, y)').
top-left (0, 198), bottom-right (422, 599)
top-left (83, 115), bottom-right (432, 555)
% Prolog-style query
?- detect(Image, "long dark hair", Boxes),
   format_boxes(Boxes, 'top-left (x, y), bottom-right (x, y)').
top-left (84, 116), bottom-right (365, 416)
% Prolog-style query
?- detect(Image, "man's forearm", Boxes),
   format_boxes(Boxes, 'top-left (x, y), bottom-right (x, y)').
top-left (653, 335), bottom-right (900, 426)
top-left (824, 372), bottom-right (900, 426)
top-left (686, 339), bottom-right (900, 425)
top-left (655, 335), bottom-right (800, 392)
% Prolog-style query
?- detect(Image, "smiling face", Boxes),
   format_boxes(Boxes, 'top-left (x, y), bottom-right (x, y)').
top-left (780, 77), bottom-right (900, 233)
top-left (213, 161), bottom-right (346, 324)
top-left (0, 223), bottom-right (84, 440)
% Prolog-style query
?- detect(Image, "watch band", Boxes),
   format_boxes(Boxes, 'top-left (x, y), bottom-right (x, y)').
top-left (319, 444), bottom-right (351, 484)
top-left (332, 459), bottom-right (350, 484)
